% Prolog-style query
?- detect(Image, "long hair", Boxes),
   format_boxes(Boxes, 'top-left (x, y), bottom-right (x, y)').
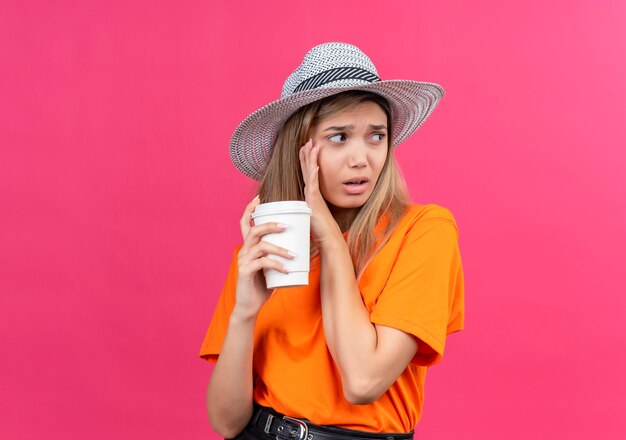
top-left (258, 91), bottom-right (410, 278)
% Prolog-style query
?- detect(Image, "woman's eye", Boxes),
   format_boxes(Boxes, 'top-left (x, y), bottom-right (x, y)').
top-left (329, 134), bottom-right (346, 143)
top-left (371, 133), bottom-right (385, 141)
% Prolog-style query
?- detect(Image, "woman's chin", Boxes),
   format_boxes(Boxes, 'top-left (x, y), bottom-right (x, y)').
top-left (326, 197), bottom-right (369, 217)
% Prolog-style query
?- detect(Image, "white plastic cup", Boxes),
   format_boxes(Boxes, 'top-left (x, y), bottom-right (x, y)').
top-left (251, 201), bottom-right (312, 289)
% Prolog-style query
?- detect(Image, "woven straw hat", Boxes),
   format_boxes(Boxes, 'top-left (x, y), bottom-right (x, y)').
top-left (230, 42), bottom-right (444, 181)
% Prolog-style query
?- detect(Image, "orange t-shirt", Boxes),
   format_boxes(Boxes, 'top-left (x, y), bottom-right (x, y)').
top-left (199, 204), bottom-right (464, 432)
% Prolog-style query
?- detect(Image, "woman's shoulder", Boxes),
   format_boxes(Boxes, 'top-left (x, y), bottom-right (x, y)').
top-left (400, 203), bottom-right (459, 230)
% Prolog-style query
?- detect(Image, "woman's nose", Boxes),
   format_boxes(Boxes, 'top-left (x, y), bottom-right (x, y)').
top-left (347, 144), bottom-right (367, 168)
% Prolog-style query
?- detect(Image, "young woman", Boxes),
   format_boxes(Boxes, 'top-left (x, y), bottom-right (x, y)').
top-left (200, 42), bottom-right (464, 440)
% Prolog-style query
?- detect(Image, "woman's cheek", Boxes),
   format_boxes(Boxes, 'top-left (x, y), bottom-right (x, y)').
top-left (372, 148), bottom-right (388, 172)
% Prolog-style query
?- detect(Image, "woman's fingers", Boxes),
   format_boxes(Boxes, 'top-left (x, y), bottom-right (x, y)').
top-left (309, 144), bottom-right (320, 191)
top-left (309, 142), bottom-right (319, 170)
top-left (299, 139), bottom-right (312, 182)
top-left (240, 195), bottom-right (260, 240)
top-left (299, 147), bottom-right (306, 182)
top-left (240, 238), bottom-right (295, 264)
top-left (242, 221), bottom-right (286, 247)
top-left (238, 239), bottom-right (294, 277)
top-left (299, 139), bottom-right (323, 200)
top-left (304, 145), bottom-right (322, 202)
top-left (246, 256), bottom-right (290, 275)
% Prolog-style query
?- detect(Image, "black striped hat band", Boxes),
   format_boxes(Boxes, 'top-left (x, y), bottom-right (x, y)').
top-left (292, 67), bottom-right (380, 94)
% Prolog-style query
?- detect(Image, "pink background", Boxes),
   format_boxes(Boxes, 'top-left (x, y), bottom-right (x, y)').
top-left (1, 0), bottom-right (625, 438)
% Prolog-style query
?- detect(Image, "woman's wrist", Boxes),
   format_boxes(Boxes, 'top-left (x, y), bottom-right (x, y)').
top-left (229, 304), bottom-right (259, 326)
top-left (320, 239), bottom-right (348, 259)
top-left (317, 227), bottom-right (346, 253)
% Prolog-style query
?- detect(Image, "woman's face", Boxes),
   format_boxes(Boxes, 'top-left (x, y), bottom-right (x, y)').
top-left (310, 100), bottom-right (389, 216)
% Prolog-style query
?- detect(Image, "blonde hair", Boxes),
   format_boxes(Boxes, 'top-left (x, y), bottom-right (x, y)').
top-left (258, 91), bottom-right (410, 278)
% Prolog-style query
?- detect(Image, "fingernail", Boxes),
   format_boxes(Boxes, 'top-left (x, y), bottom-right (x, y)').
top-left (286, 250), bottom-right (296, 257)
top-left (251, 195), bottom-right (259, 202)
top-left (277, 223), bottom-right (288, 229)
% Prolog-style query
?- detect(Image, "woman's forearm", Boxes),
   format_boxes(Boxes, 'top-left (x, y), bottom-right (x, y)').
top-left (319, 236), bottom-right (418, 405)
top-left (206, 198), bottom-right (292, 437)
top-left (319, 236), bottom-right (381, 403)
top-left (206, 309), bottom-right (256, 438)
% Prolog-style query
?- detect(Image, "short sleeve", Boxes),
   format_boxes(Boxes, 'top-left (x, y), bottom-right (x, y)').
top-left (198, 246), bottom-right (241, 363)
top-left (370, 214), bottom-right (464, 367)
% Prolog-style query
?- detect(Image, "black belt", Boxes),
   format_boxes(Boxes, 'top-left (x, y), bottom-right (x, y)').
top-left (247, 405), bottom-right (414, 440)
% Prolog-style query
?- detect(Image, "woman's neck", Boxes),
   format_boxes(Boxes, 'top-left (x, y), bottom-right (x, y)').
top-left (328, 204), bottom-right (358, 232)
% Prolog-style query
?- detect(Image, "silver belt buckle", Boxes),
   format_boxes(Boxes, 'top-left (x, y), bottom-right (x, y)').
top-left (280, 415), bottom-right (309, 440)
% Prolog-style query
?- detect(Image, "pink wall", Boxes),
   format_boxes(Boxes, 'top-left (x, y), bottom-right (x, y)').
top-left (1, 0), bottom-right (624, 438)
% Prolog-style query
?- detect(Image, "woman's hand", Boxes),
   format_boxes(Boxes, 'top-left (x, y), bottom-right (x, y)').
top-left (233, 196), bottom-right (294, 320)
top-left (299, 139), bottom-right (343, 246)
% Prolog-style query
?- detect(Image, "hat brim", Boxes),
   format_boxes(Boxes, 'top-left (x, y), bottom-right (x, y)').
top-left (229, 80), bottom-right (444, 181)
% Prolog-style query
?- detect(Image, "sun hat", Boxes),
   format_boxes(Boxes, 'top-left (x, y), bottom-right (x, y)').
top-left (230, 42), bottom-right (444, 181)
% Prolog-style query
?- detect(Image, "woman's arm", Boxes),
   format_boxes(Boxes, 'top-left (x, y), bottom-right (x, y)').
top-left (206, 197), bottom-right (294, 437)
top-left (206, 310), bottom-right (256, 437)
top-left (299, 141), bottom-right (419, 405)
top-left (318, 237), bottom-right (418, 404)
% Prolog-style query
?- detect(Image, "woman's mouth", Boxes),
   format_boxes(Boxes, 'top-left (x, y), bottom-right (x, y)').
top-left (342, 177), bottom-right (369, 195)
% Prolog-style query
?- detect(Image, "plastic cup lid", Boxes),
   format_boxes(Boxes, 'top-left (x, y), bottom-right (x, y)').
top-left (252, 201), bottom-right (312, 218)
